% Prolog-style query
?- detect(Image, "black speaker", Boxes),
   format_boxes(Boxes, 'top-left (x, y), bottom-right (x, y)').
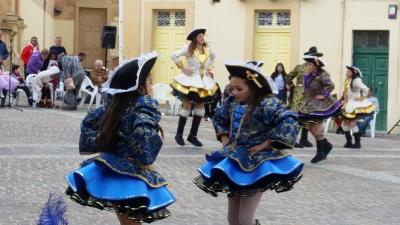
top-left (101, 26), bottom-right (116, 49)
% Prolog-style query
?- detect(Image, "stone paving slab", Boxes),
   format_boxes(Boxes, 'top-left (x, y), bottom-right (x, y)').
top-left (1, 108), bottom-right (400, 225)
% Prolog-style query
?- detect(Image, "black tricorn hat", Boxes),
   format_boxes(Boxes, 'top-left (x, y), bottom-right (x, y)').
top-left (186, 28), bottom-right (206, 41)
top-left (102, 51), bottom-right (157, 95)
top-left (303, 55), bottom-right (325, 67)
top-left (304, 46), bottom-right (323, 57)
top-left (225, 60), bottom-right (272, 94)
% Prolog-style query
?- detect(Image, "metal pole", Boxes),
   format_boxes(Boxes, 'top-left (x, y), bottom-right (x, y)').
top-left (119, 0), bottom-right (124, 65)
top-left (43, 0), bottom-right (46, 47)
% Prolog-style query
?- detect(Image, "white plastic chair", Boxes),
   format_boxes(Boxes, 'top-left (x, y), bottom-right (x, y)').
top-left (324, 112), bottom-right (377, 138)
top-left (12, 89), bottom-right (23, 106)
top-left (358, 112), bottom-right (377, 138)
top-left (152, 83), bottom-right (180, 115)
top-left (55, 81), bottom-right (65, 101)
top-left (79, 76), bottom-right (99, 110)
top-left (25, 74), bottom-right (39, 107)
top-left (25, 74), bottom-right (55, 108)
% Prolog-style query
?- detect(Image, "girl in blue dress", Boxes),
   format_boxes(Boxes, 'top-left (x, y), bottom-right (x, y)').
top-left (65, 51), bottom-right (175, 225)
top-left (194, 61), bottom-right (304, 225)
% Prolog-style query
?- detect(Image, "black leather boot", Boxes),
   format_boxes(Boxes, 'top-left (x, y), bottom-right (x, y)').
top-left (294, 142), bottom-right (304, 148)
top-left (255, 219), bottom-right (261, 225)
top-left (311, 139), bottom-right (327, 163)
top-left (324, 138), bottom-right (333, 156)
top-left (299, 128), bottom-right (313, 147)
top-left (351, 132), bottom-right (361, 149)
top-left (187, 115), bottom-right (203, 147)
top-left (0, 96), bottom-right (5, 107)
top-left (344, 131), bottom-right (353, 148)
top-left (336, 126), bottom-right (344, 134)
top-left (175, 116), bottom-right (187, 146)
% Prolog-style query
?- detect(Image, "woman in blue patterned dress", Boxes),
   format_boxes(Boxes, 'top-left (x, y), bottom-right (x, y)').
top-left (65, 51), bottom-right (175, 225)
top-left (194, 60), bottom-right (304, 225)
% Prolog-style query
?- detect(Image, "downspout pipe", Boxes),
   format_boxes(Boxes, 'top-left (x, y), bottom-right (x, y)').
top-left (119, 0), bottom-right (124, 65)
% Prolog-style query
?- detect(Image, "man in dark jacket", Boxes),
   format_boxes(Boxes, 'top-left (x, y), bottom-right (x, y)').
top-left (0, 30), bottom-right (9, 63)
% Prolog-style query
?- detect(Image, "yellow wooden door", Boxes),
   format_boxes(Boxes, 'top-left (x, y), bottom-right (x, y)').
top-left (253, 11), bottom-right (291, 74)
top-left (152, 11), bottom-right (186, 84)
top-left (79, 8), bottom-right (107, 69)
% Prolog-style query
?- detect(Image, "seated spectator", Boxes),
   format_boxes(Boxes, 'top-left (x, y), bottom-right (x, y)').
top-left (357, 88), bottom-right (380, 136)
top-left (90, 59), bottom-right (108, 104)
top-left (0, 64), bottom-right (19, 101)
top-left (10, 64), bottom-right (34, 106)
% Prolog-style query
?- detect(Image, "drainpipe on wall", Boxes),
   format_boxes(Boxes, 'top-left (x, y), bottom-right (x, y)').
top-left (43, 0), bottom-right (46, 48)
top-left (339, 0), bottom-right (346, 95)
top-left (119, 0), bottom-right (124, 65)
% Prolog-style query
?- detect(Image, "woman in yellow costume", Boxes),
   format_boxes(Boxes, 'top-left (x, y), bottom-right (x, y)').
top-left (170, 28), bottom-right (219, 147)
top-left (341, 66), bottom-right (374, 149)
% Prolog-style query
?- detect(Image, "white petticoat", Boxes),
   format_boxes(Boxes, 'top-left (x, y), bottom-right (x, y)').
top-left (173, 72), bottom-right (216, 90)
top-left (344, 99), bottom-right (374, 113)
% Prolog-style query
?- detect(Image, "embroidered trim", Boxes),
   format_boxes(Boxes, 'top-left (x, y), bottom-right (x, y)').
top-left (95, 158), bottom-right (168, 188)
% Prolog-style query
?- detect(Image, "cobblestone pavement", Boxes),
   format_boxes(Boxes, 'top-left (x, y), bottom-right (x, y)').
top-left (0, 106), bottom-right (400, 225)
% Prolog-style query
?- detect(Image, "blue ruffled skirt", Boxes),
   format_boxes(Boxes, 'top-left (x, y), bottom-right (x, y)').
top-left (65, 161), bottom-right (175, 223)
top-left (193, 153), bottom-right (303, 197)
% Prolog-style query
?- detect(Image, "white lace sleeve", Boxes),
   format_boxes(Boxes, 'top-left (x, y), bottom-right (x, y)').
top-left (354, 78), bottom-right (369, 96)
top-left (171, 45), bottom-right (189, 64)
top-left (205, 47), bottom-right (216, 70)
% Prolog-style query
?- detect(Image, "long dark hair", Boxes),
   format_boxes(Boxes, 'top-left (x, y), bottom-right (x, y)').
top-left (96, 74), bottom-right (148, 153)
top-left (188, 36), bottom-right (208, 57)
top-left (271, 63), bottom-right (287, 80)
top-left (241, 77), bottom-right (272, 126)
top-left (96, 91), bottom-right (140, 152)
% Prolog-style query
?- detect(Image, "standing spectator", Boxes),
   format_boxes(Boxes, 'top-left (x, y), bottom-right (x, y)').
top-left (49, 36), bottom-right (67, 56)
top-left (90, 59), bottom-right (108, 105)
top-left (26, 49), bottom-right (50, 75)
top-left (58, 54), bottom-right (86, 110)
top-left (42, 52), bottom-right (60, 94)
top-left (21, 36), bottom-right (39, 76)
top-left (42, 52), bottom-right (59, 71)
top-left (78, 52), bottom-right (86, 62)
top-left (0, 30), bottom-right (9, 62)
top-left (270, 63), bottom-right (287, 104)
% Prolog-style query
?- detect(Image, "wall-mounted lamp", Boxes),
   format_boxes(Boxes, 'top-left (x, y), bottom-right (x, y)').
top-left (54, 7), bottom-right (62, 16)
top-left (388, 4), bottom-right (397, 19)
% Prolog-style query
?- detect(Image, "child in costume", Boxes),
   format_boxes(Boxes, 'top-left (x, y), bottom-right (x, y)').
top-left (65, 51), bottom-right (175, 225)
top-left (194, 60), bottom-right (303, 225)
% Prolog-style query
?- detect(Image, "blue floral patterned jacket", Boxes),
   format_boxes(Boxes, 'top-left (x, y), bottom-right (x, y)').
top-left (210, 96), bottom-right (299, 171)
top-left (78, 95), bottom-right (167, 188)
